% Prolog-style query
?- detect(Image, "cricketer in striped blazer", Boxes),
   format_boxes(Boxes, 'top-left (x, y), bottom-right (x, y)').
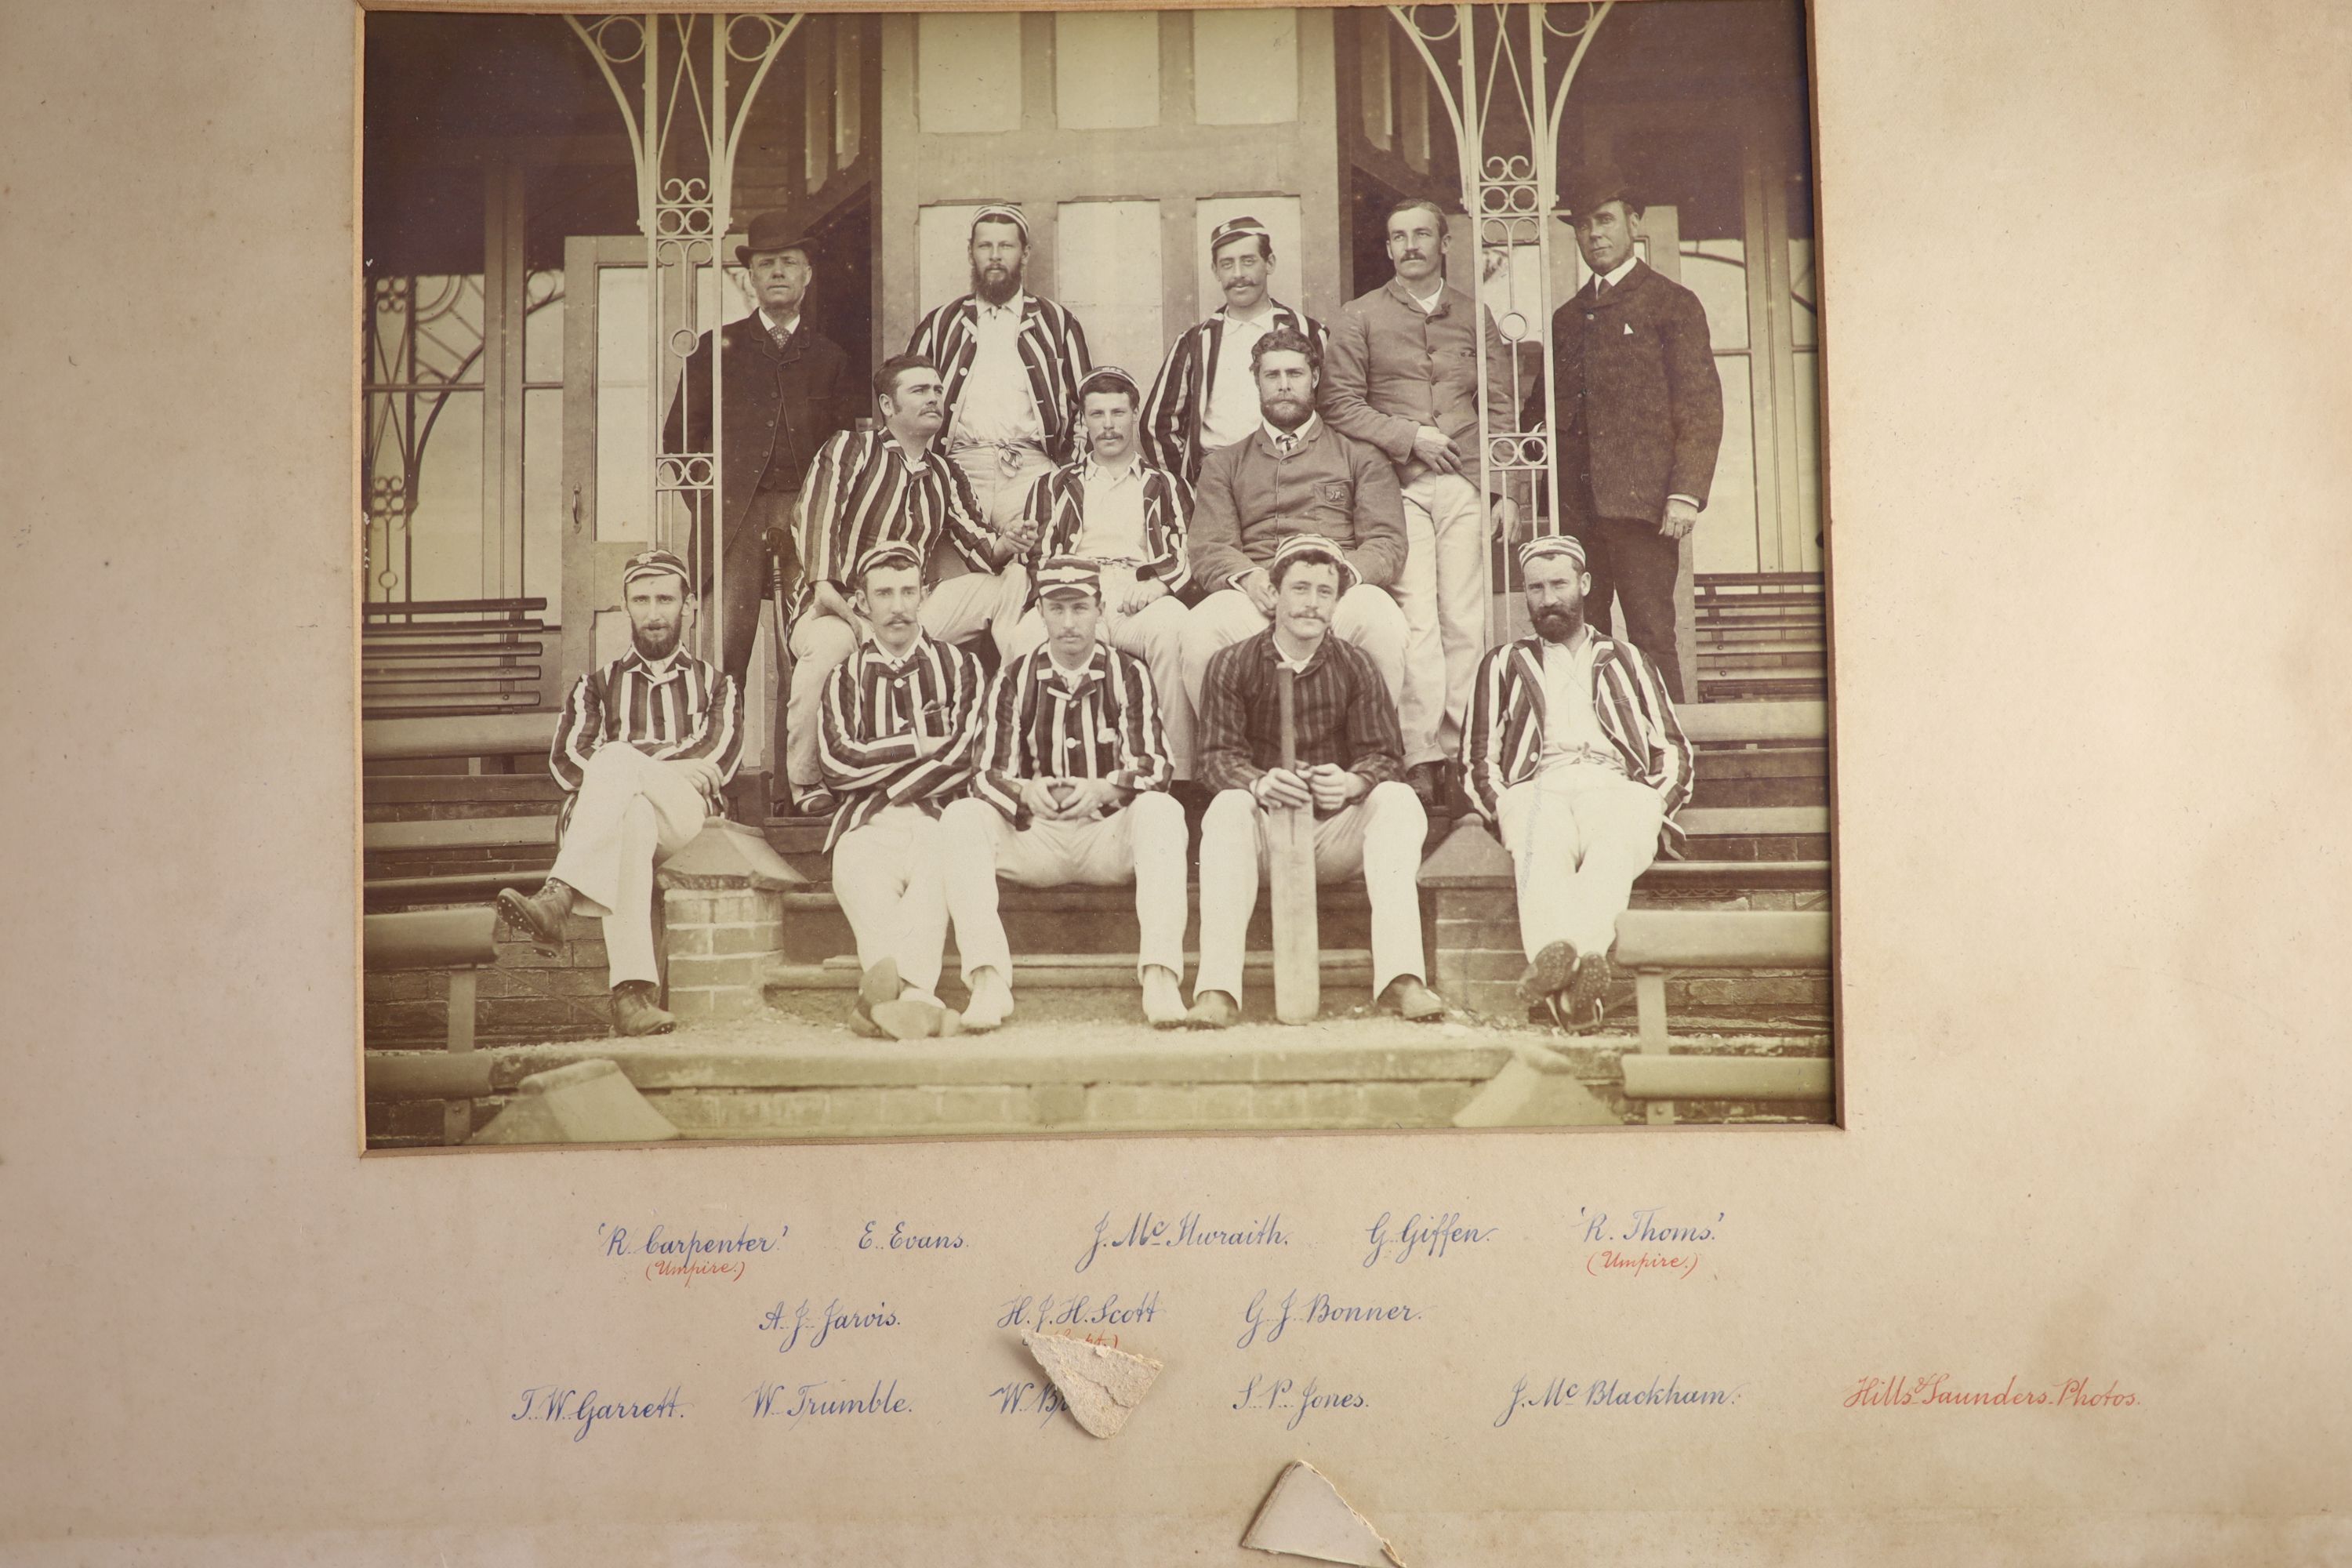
top-left (1140, 299), bottom-right (1328, 488)
top-left (904, 290), bottom-right (1093, 467)
top-left (815, 627), bottom-right (987, 854)
top-left (1018, 454), bottom-right (1196, 601)
top-left (786, 426), bottom-right (1000, 626)
top-left (548, 646), bottom-right (745, 807)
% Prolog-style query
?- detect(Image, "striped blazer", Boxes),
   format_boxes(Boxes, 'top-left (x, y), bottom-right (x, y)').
top-left (815, 631), bottom-right (987, 852)
top-left (970, 643), bottom-right (1174, 826)
top-left (1139, 302), bottom-right (1327, 486)
top-left (548, 647), bottom-right (743, 814)
top-left (1460, 633), bottom-right (1696, 852)
top-left (789, 429), bottom-right (998, 625)
top-left (1018, 457), bottom-right (1196, 601)
top-left (904, 293), bottom-right (1093, 464)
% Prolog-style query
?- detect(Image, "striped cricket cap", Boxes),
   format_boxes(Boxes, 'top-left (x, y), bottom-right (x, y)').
top-left (1207, 214), bottom-right (1272, 256)
top-left (1077, 364), bottom-right (1142, 404)
top-left (1033, 555), bottom-right (1103, 600)
top-left (970, 203), bottom-right (1029, 240)
top-left (621, 548), bottom-right (692, 590)
top-left (1517, 533), bottom-right (1588, 572)
top-left (1269, 532), bottom-right (1359, 592)
top-left (851, 539), bottom-right (924, 584)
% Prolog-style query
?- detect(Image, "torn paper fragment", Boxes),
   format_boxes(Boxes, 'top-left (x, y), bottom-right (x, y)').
top-left (1018, 1329), bottom-right (1161, 1439)
top-left (1241, 1460), bottom-right (1406, 1567)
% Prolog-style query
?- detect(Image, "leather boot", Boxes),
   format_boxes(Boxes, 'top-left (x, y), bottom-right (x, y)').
top-left (496, 880), bottom-right (575, 949)
top-left (612, 980), bottom-right (676, 1037)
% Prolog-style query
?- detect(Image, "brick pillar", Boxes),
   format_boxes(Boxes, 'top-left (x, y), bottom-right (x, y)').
top-left (655, 819), bottom-right (804, 1024)
top-left (1417, 820), bottom-right (1528, 1022)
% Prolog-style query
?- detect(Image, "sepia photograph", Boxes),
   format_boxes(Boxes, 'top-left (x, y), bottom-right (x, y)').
top-left (358, 0), bottom-right (1833, 1149)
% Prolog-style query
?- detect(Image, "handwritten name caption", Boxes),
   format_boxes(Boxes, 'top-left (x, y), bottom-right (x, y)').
top-left (1577, 1207), bottom-right (1722, 1281)
top-left (1230, 1374), bottom-right (1368, 1432)
top-left (1845, 1375), bottom-right (2140, 1410)
top-left (510, 1384), bottom-right (684, 1442)
top-left (1076, 1210), bottom-right (1289, 1274)
top-left (758, 1297), bottom-right (900, 1353)
top-left (1493, 1374), bottom-right (1738, 1425)
top-left (859, 1220), bottom-right (965, 1252)
top-left (747, 1378), bottom-right (911, 1426)
top-left (598, 1221), bottom-right (787, 1284)
top-left (989, 1379), bottom-right (1073, 1425)
top-left (997, 1290), bottom-right (1160, 1339)
top-left (1237, 1287), bottom-right (1421, 1348)
top-left (1361, 1210), bottom-right (1496, 1267)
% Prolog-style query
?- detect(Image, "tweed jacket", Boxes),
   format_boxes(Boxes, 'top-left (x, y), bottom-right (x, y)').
top-left (1523, 259), bottom-right (1723, 526)
top-left (1460, 630), bottom-right (1696, 855)
top-left (1321, 276), bottom-right (1519, 480)
top-left (660, 314), bottom-right (858, 543)
top-left (904, 292), bottom-right (1093, 465)
top-left (1017, 456), bottom-right (1196, 601)
top-left (1138, 301), bottom-right (1328, 486)
top-left (1187, 419), bottom-right (1409, 592)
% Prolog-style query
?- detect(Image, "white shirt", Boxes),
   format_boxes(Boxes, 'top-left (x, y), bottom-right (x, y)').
top-left (757, 306), bottom-right (802, 341)
top-left (1537, 626), bottom-right (1624, 775)
top-left (1404, 278), bottom-right (1446, 314)
top-left (1261, 412), bottom-right (1323, 452)
top-left (949, 292), bottom-right (1045, 449)
top-left (1592, 252), bottom-right (1639, 292)
top-left (1202, 303), bottom-right (1279, 452)
top-left (1075, 452), bottom-right (1151, 563)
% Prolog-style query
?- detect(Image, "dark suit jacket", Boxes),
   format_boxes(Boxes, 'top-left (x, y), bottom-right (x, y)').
top-left (1523, 260), bottom-right (1723, 527)
top-left (662, 314), bottom-right (859, 543)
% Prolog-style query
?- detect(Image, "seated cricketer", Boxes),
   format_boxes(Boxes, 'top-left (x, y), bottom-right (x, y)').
top-left (1178, 326), bottom-right (1410, 724)
top-left (1004, 365), bottom-right (1198, 779)
top-left (816, 541), bottom-right (989, 1041)
top-left (933, 557), bottom-right (1189, 1031)
top-left (1187, 533), bottom-right (1444, 1028)
top-left (1461, 534), bottom-right (1694, 1030)
top-left (783, 354), bottom-right (1030, 819)
top-left (497, 549), bottom-right (742, 1038)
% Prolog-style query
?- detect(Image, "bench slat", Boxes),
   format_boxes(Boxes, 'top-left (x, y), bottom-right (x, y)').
top-left (1678, 805), bottom-right (1828, 838)
top-left (1676, 701), bottom-right (1827, 746)
top-left (1621, 1054), bottom-right (1831, 1101)
top-left (365, 815), bottom-right (559, 853)
top-left (364, 907), bottom-right (501, 971)
top-left (361, 713), bottom-right (559, 760)
top-left (1615, 909), bottom-right (1831, 970)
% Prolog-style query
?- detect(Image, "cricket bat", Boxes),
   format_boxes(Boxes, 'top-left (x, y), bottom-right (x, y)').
top-left (1269, 666), bottom-right (1319, 1024)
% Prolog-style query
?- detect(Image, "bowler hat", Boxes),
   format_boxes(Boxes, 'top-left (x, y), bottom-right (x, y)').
top-left (1557, 165), bottom-right (1642, 223)
top-left (737, 211), bottom-right (816, 267)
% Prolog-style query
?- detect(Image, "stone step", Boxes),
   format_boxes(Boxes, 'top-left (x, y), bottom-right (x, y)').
top-left (763, 950), bottom-right (1377, 1025)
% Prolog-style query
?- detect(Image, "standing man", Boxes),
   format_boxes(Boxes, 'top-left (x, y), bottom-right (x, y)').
top-left (496, 550), bottom-right (742, 1038)
top-left (660, 212), bottom-right (858, 791)
top-left (1320, 195), bottom-right (1522, 808)
top-left (1461, 535), bottom-right (1694, 1031)
top-left (1141, 214), bottom-right (1327, 488)
top-left (904, 204), bottom-right (1092, 531)
top-left (931, 557), bottom-right (1189, 1031)
top-left (1527, 166), bottom-right (1723, 702)
top-left (1007, 365), bottom-right (1198, 780)
top-left (1180, 328), bottom-right (1410, 724)
top-left (816, 542), bottom-right (990, 1041)
top-left (782, 354), bottom-right (1031, 818)
top-left (1186, 534), bottom-right (1444, 1028)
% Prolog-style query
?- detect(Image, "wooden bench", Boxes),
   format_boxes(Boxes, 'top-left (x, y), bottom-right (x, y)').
top-left (363, 715), bottom-right (564, 909)
top-left (362, 906), bottom-right (500, 1145)
top-left (1613, 908), bottom-right (1833, 1123)
top-left (362, 597), bottom-right (551, 719)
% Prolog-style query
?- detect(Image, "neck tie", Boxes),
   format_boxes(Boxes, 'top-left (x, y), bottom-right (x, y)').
top-left (1275, 432), bottom-right (1298, 457)
top-left (771, 323), bottom-right (792, 352)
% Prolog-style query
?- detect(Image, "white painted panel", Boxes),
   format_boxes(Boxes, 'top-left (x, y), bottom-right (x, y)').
top-left (1056, 12), bottom-right (1159, 131)
top-left (916, 13), bottom-right (1022, 134)
top-left (1056, 199), bottom-right (1163, 390)
top-left (1192, 9), bottom-right (1297, 125)
top-left (917, 205), bottom-right (989, 324)
top-left (1192, 195), bottom-right (1302, 321)
top-left (593, 266), bottom-right (651, 543)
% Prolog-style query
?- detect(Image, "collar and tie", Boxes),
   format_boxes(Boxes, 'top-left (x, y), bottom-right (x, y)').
top-left (1274, 431), bottom-right (1301, 457)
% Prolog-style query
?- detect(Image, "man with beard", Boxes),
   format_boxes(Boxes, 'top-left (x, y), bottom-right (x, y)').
top-left (1321, 196), bottom-right (1523, 809)
top-left (931, 557), bottom-right (1188, 1031)
top-left (1178, 328), bottom-right (1409, 726)
top-left (1525, 166), bottom-right (1723, 702)
top-left (1461, 535), bottom-right (1694, 1032)
top-left (781, 354), bottom-right (1030, 818)
top-left (660, 213), bottom-right (858, 719)
top-left (904, 205), bottom-right (1092, 531)
top-left (1185, 535), bottom-right (1445, 1028)
top-left (1006, 366), bottom-right (1198, 781)
top-left (496, 550), bottom-right (744, 1038)
top-left (1140, 214), bottom-right (1328, 487)
top-left (815, 542), bottom-right (990, 1041)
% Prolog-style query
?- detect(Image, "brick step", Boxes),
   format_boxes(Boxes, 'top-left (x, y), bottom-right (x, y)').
top-left (763, 951), bottom-right (1377, 1026)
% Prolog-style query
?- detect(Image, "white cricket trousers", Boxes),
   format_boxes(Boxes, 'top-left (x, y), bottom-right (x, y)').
top-left (949, 444), bottom-right (1055, 532)
top-left (830, 805), bottom-right (949, 995)
top-left (547, 745), bottom-right (713, 988)
top-left (1194, 779), bottom-right (1428, 1007)
top-left (1007, 594), bottom-right (1195, 779)
top-left (1396, 470), bottom-right (1490, 767)
top-left (1178, 583), bottom-right (1410, 719)
top-left (927, 793), bottom-right (1189, 989)
top-left (1494, 763), bottom-right (1666, 960)
top-left (782, 565), bottom-right (1028, 788)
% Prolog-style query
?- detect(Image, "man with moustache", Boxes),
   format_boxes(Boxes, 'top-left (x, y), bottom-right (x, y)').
top-left (1186, 534), bottom-right (1444, 1028)
top-left (1321, 195), bottom-right (1522, 810)
top-left (815, 541), bottom-right (991, 1042)
top-left (1524, 167), bottom-right (1723, 702)
top-left (1178, 328), bottom-right (1410, 724)
top-left (781, 354), bottom-right (1031, 818)
top-left (1461, 535), bottom-right (1694, 1032)
top-left (931, 557), bottom-right (1188, 1031)
top-left (1141, 214), bottom-right (1328, 488)
top-left (496, 550), bottom-right (744, 1038)
top-left (1005, 365), bottom-right (1199, 781)
top-left (904, 204), bottom-right (1093, 531)
top-left (660, 213), bottom-right (858, 724)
